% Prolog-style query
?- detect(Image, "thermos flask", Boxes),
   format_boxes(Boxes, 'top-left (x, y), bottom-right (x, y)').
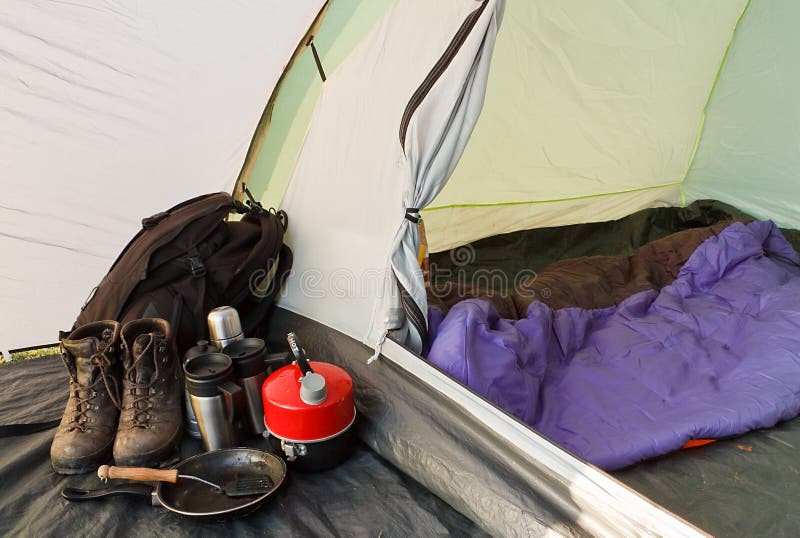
top-left (223, 338), bottom-right (268, 436)
top-left (184, 352), bottom-right (243, 451)
top-left (207, 306), bottom-right (244, 350)
top-left (182, 340), bottom-right (218, 439)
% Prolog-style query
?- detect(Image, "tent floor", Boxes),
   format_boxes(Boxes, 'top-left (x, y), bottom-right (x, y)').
top-left (0, 355), bottom-right (486, 537)
top-left (615, 417), bottom-right (800, 536)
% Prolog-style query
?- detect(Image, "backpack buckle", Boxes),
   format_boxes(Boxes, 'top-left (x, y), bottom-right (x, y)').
top-left (188, 256), bottom-right (206, 278)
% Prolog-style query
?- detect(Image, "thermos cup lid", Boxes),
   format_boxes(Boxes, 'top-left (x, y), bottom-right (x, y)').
top-left (207, 306), bottom-right (243, 344)
top-left (183, 340), bottom-right (218, 366)
top-left (222, 338), bottom-right (267, 379)
top-left (184, 352), bottom-right (234, 396)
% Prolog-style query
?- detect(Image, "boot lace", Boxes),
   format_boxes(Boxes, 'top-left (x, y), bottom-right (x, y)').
top-left (128, 383), bottom-right (155, 428)
top-left (126, 336), bottom-right (161, 429)
top-left (61, 343), bottom-right (121, 433)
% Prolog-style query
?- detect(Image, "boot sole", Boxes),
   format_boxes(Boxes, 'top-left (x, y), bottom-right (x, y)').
top-left (113, 425), bottom-right (183, 468)
top-left (51, 445), bottom-right (114, 475)
top-left (52, 462), bottom-right (106, 475)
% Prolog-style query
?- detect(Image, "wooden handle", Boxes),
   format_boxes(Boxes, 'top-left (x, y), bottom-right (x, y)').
top-left (97, 465), bottom-right (179, 483)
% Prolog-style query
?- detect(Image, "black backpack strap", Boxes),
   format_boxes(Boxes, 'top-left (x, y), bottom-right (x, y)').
top-left (186, 247), bottom-right (208, 341)
top-left (0, 418), bottom-right (61, 438)
top-left (240, 244), bottom-right (293, 335)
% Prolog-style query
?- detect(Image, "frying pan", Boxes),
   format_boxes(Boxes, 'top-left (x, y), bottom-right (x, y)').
top-left (62, 448), bottom-right (286, 520)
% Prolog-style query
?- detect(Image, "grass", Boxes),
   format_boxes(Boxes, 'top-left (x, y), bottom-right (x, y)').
top-left (3, 346), bottom-right (60, 363)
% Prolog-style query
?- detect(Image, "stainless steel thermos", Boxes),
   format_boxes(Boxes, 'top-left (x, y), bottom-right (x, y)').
top-left (207, 306), bottom-right (244, 349)
top-left (184, 306), bottom-right (273, 443)
top-left (223, 338), bottom-right (268, 436)
top-left (182, 340), bottom-right (218, 439)
top-left (183, 352), bottom-right (243, 451)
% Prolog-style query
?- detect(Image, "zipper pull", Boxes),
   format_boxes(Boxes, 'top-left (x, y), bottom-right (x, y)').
top-left (367, 330), bottom-right (388, 366)
top-left (367, 308), bottom-right (404, 365)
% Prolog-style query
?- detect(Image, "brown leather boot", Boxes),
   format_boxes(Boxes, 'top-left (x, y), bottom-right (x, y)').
top-left (51, 321), bottom-right (122, 475)
top-left (114, 318), bottom-right (182, 467)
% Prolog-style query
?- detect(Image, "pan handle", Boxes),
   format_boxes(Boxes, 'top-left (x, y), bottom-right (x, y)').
top-left (62, 484), bottom-right (155, 502)
top-left (98, 465), bottom-right (179, 483)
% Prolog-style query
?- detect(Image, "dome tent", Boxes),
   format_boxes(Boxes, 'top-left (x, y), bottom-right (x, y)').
top-left (4, 0), bottom-right (800, 535)
top-left (242, 0), bottom-right (800, 535)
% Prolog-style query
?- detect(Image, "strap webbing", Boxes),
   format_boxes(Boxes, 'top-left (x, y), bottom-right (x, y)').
top-left (405, 208), bottom-right (421, 223)
top-left (307, 36), bottom-right (327, 82)
top-left (0, 418), bottom-right (61, 438)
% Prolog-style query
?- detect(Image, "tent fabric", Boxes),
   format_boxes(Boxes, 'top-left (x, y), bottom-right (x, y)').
top-left (428, 220), bottom-right (800, 470)
top-left (246, 0), bottom-right (395, 210)
top-left (278, 0), bottom-right (503, 348)
top-left (391, 1), bottom-right (503, 351)
top-left (0, 355), bottom-right (487, 537)
top-left (0, 0), bottom-right (324, 352)
top-left (423, 184), bottom-right (683, 253)
top-left (684, 0), bottom-right (800, 230)
top-left (422, 0), bottom-right (749, 252)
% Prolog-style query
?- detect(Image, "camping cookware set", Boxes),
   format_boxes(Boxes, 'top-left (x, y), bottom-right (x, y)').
top-left (62, 306), bottom-right (357, 519)
top-left (263, 332), bottom-right (356, 471)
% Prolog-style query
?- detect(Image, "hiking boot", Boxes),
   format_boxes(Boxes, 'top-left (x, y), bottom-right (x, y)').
top-left (51, 321), bottom-right (122, 475)
top-left (114, 318), bottom-right (182, 467)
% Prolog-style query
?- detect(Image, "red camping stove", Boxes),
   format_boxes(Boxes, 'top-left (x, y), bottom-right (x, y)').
top-left (261, 332), bottom-right (355, 471)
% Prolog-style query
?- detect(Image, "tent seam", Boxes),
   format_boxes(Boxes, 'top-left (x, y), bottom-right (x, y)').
top-left (231, 1), bottom-right (331, 201)
top-left (422, 181), bottom-right (682, 212)
top-left (679, 0), bottom-right (752, 207)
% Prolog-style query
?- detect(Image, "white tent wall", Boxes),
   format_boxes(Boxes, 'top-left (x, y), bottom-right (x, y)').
top-left (422, 0), bottom-right (748, 252)
top-left (0, 0), bottom-right (325, 351)
top-left (245, 0), bottom-right (394, 210)
top-left (278, 0), bottom-right (502, 348)
top-left (684, 0), bottom-right (800, 225)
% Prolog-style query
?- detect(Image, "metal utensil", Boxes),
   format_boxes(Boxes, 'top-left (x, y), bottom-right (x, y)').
top-left (97, 464), bottom-right (273, 497)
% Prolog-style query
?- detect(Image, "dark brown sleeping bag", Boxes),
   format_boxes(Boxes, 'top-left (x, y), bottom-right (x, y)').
top-left (513, 221), bottom-right (732, 315)
top-left (428, 222), bottom-right (735, 319)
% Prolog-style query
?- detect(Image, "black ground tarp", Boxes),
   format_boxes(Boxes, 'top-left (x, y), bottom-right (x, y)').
top-left (615, 417), bottom-right (800, 536)
top-left (0, 355), bottom-right (487, 537)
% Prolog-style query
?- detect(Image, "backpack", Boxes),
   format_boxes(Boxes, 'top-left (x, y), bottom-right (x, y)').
top-left (72, 191), bottom-right (292, 354)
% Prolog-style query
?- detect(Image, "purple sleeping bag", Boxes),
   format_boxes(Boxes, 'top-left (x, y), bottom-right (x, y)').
top-left (427, 221), bottom-right (800, 470)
